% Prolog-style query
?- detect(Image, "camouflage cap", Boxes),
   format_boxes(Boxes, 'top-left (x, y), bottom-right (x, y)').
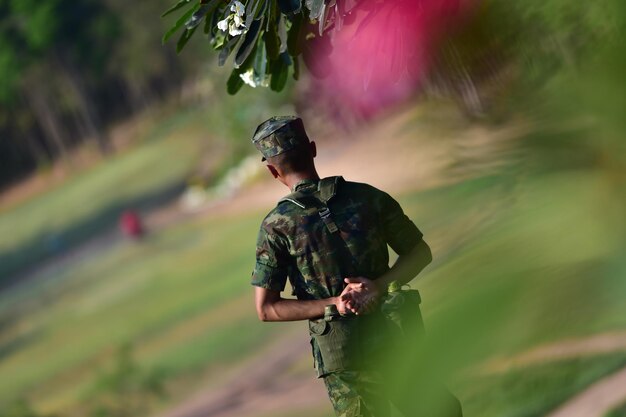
top-left (252, 116), bottom-right (310, 161)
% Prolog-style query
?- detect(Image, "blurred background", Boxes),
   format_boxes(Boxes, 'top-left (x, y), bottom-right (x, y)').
top-left (0, 0), bottom-right (624, 416)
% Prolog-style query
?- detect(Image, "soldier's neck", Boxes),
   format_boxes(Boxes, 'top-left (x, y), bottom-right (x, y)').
top-left (283, 169), bottom-right (320, 190)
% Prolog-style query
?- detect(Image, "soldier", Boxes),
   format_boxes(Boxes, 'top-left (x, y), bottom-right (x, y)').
top-left (251, 116), bottom-right (462, 417)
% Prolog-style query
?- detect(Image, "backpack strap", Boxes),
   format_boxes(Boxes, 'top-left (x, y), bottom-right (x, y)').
top-left (278, 190), bottom-right (316, 209)
top-left (279, 177), bottom-right (341, 234)
top-left (318, 176), bottom-right (343, 203)
top-left (278, 176), bottom-right (359, 277)
top-left (279, 193), bottom-right (307, 209)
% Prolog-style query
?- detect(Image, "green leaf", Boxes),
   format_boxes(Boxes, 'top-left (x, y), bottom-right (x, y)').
top-left (176, 26), bottom-right (198, 53)
top-left (185, 4), bottom-right (211, 30)
top-left (255, 0), bottom-right (269, 20)
top-left (267, 0), bottom-right (278, 31)
top-left (239, 39), bottom-right (259, 72)
top-left (287, 13), bottom-right (303, 56)
top-left (186, 0), bottom-right (221, 31)
top-left (292, 54), bottom-right (300, 80)
top-left (246, 0), bottom-right (259, 17)
top-left (207, 7), bottom-right (222, 39)
top-left (226, 39), bottom-right (258, 94)
top-left (235, 18), bottom-right (263, 67)
top-left (204, 8), bottom-right (214, 34)
top-left (270, 52), bottom-right (290, 91)
top-left (245, 0), bottom-right (263, 27)
top-left (227, 68), bottom-right (244, 95)
top-left (219, 36), bottom-right (241, 66)
top-left (265, 21), bottom-right (280, 60)
top-left (161, 0), bottom-right (193, 18)
top-left (278, 14), bottom-right (288, 53)
top-left (162, 3), bottom-right (200, 44)
top-left (253, 43), bottom-right (268, 82)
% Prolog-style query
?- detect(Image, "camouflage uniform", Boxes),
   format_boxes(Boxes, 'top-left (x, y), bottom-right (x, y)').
top-left (251, 177), bottom-right (423, 301)
top-left (252, 176), bottom-right (427, 416)
top-left (250, 116), bottom-right (459, 417)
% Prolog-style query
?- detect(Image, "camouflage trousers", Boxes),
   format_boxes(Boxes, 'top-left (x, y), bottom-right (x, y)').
top-left (323, 370), bottom-right (463, 417)
top-left (324, 371), bottom-right (389, 417)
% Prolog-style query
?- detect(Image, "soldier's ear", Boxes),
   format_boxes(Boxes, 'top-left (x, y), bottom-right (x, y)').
top-left (309, 141), bottom-right (317, 158)
top-left (266, 164), bottom-right (280, 179)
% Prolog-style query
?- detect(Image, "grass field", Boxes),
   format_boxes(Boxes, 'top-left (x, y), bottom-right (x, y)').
top-left (0, 86), bottom-right (293, 282)
top-left (0, 209), bottom-right (272, 410)
top-left (0, 109), bottom-right (624, 416)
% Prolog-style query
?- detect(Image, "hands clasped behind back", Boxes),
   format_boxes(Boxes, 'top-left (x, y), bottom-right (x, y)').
top-left (338, 277), bottom-right (383, 315)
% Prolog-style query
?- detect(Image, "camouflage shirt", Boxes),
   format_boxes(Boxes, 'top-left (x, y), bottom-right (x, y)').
top-left (251, 177), bottom-right (423, 299)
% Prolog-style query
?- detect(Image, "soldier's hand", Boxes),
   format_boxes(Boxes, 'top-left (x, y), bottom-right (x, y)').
top-left (341, 277), bottom-right (382, 315)
top-left (336, 283), bottom-right (364, 315)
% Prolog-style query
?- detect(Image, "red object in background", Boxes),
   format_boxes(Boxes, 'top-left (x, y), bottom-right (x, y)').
top-left (120, 210), bottom-right (144, 239)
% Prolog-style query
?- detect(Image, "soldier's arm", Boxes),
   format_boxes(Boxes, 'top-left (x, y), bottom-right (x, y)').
top-left (343, 239), bottom-right (432, 311)
top-left (375, 238), bottom-right (432, 291)
top-left (377, 188), bottom-right (432, 290)
top-left (253, 209), bottom-right (366, 320)
top-left (255, 285), bottom-right (358, 321)
top-left (343, 188), bottom-right (432, 311)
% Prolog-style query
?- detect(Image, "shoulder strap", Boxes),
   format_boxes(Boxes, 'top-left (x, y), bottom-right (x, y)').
top-left (278, 190), bottom-right (310, 209)
top-left (278, 176), bottom-right (360, 278)
top-left (278, 177), bottom-right (346, 235)
top-left (318, 176), bottom-right (343, 203)
top-left (278, 176), bottom-right (344, 209)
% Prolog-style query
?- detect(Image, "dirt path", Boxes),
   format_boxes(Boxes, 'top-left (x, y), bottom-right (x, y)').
top-left (203, 108), bottom-right (521, 218)
top-left (155, 329), bottom-right (330, 417)
top-left (545, 365), bottom-right (626, 417)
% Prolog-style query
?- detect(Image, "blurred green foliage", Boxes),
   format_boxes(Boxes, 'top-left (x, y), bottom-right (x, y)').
top-left (0, 0), bottom-right (212, 186)
top-left (456, 353), bottom-right (626, 417)
top-left (606, 401), bottom-right (626, 417)
top-left (3, 398), bottom-right (55, 417)
top-left (0, 0), bottom-right (117, 101)
top-left (87, 344), bottom-right (167, 417)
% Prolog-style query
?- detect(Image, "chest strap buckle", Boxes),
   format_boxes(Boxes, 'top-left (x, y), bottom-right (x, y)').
top-left (319, 208), bottom-right (339, 233)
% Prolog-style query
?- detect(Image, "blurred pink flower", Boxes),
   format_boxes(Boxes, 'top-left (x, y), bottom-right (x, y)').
top-left (311, 0), bottom-right (475, 117)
